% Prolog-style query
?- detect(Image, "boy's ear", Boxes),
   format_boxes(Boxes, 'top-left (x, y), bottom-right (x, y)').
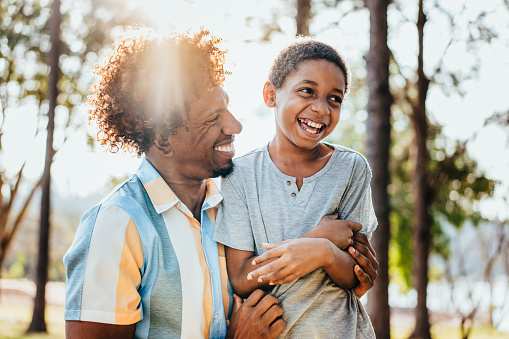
top-left (153, 134), bottom-right (174, 157)
top-left (263, 82), bottom-right (276, 108)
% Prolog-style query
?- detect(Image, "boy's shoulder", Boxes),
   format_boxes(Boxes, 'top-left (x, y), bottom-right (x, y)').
top-left (325, 142), bottom-right (372, 172)
top-left (233, 145), bottom-right (267, 167)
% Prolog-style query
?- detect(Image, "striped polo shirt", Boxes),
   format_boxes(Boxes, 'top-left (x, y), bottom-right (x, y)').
top-left (64, 157), bottom-right (233, 338)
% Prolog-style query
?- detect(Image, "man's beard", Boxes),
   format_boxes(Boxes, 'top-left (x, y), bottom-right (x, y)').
top-left (211, 160), bottom-right (234, 178)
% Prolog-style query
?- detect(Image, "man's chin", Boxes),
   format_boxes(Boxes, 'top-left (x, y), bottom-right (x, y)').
top-left (211, 161), bottom-right (234, 179)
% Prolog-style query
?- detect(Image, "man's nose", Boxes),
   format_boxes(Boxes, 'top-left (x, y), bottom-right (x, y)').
top-left (223, 111), bottom-right (243, 135)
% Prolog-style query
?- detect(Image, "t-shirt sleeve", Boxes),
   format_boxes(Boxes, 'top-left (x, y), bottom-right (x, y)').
top-left (338, 155), bottom-right (378, 237)
top-left (214, 174), bottom-right (256, 252)
top-left (63, 203), bottom-right (144, 325)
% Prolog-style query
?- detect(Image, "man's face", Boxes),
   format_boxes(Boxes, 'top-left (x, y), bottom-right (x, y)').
top-left (170, 86), bottom-right (243, 180)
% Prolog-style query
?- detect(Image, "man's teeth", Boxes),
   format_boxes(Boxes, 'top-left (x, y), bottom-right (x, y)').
top-left (214, 144), bottom-right (234, 152)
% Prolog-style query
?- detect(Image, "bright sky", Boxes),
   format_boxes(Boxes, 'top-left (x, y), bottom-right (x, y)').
top-left (2, 0), bottom-right (508, 219)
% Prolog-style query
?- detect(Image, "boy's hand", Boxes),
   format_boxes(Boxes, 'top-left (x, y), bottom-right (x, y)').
top-left (308, 214), bottom-right (362, 250)
top-left (247, 238), bottom-right (331, 285)
top-left (226, 290), bottom-right (285, 339)
top-left (348, 233), bottom-right (378, 298)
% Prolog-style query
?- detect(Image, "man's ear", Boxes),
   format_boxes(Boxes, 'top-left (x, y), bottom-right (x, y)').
top-left (153, 134), bottom-right (174, 157)
top-left (263, 82), bottom-right (276, 108)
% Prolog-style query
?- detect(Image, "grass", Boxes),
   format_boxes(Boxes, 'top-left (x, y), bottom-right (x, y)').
top-left (392, 324), bottom-right (509, 339)
top-left (0, 302), bottom-right (64, 339)
top-left (1, 300), bottom-right (508, 339)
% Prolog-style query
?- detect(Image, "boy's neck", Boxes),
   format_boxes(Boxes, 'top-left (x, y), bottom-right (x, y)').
top-left (268, 136), bottom-right (334, 189)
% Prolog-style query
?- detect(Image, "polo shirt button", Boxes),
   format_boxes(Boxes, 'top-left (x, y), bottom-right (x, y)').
top-left (286, 181), bottom-right (291, 186)
top-left (291, 193), bottom-right (296, 197)
top-left (214, 313), bottom-right (218, 319)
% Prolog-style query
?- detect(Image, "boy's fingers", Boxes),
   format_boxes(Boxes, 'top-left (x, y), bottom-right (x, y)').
top-left (262, 240), bottom-right (291, 250)
top-left (256, 267), bottom-right (294, 285)
top-left (247, 260), bottom-right (285, 281)
top-left (252, 247), bottom-right (285, 266)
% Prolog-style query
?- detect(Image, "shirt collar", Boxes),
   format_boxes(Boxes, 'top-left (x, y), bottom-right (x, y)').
top-left (136, 157), bottom-right (223, 214)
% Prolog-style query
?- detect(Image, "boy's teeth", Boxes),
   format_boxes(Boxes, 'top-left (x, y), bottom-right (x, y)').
top-left (299, 118), bottom-right (324, 130)
top-left (214, 144), bottom-right (234, 152)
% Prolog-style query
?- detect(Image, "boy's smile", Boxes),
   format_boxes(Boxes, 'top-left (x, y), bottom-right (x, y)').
top-left (298, 118), bottom-right (327, 135)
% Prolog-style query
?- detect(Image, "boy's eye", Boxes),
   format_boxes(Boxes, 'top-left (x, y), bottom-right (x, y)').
top-left (330, 95), bottom-right (343, 104)
top-left (299, 87), bottom-right (314, 95)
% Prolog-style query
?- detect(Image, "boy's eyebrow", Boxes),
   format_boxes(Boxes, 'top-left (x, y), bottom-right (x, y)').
top-left (299, 80), bottom-right (344, 94)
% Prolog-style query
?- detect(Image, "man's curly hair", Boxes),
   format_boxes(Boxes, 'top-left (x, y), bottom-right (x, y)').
top-left (268, 39), bottom-right (350, 93)
top-left (87, 25), bottom-right (227, 156)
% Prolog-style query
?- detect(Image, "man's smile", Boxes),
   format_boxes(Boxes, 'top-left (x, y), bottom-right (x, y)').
top-left (214, 142), bottom-right (235, 153)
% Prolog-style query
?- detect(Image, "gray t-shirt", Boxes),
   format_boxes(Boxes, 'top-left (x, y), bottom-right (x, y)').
top-left (214, 143), bottom-right (377, 338)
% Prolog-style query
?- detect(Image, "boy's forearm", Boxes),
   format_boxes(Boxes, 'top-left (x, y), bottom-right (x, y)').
top-left (322, 243), bottom-right (358, 289)
top-left (228, 254), bottom-right (273, 299)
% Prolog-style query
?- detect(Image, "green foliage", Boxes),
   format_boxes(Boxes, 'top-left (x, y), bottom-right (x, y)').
top-left (388, 123), bottom-right (496, 290)
top-left (2, 253), bottom-right (28, 278)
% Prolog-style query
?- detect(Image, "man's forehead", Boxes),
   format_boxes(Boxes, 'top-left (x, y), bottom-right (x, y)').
top-left (191, 86), bottom-right (229, 116)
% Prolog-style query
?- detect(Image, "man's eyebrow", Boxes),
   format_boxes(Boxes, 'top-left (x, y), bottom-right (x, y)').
top-left (298, 80), bottom-right (344, 94)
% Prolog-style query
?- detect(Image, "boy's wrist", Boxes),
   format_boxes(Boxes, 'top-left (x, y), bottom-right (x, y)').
top-left (320, 239), bottom-right (336, 268)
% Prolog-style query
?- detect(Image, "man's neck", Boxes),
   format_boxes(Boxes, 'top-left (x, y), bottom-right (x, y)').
top-left (146, 155), bottom-right (207, 222)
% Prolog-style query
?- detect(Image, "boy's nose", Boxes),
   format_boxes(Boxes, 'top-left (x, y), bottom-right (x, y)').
top-left (310, 98), bottom-right (330, 116)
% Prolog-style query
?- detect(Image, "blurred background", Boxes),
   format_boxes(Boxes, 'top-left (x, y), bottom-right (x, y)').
top-left (1, 0), bottom-right (509, 338)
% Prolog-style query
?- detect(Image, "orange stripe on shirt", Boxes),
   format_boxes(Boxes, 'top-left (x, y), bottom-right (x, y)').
top-left (115, 218), bottom-right (143, 324)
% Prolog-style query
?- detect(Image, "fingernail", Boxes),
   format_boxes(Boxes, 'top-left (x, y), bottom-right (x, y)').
top-left (351, 247), bottom-right (357, 253)
top-left (247, 274), bottom-right (252, 280)
top-left (269, 281), bottom-right (274, 285)
top-left (258, 277), bottom-right (263, 283)
top-left (252, 260), bottom-right (256, 265)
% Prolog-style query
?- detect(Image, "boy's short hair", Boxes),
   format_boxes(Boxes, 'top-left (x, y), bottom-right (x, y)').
top-left (87, 25), bottom-right (227, 156)
top-left (268, 39), bottom-right (350, 93)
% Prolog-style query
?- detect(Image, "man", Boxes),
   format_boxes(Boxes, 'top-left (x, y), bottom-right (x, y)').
top-left (64, 26), bottom-right (377, 339)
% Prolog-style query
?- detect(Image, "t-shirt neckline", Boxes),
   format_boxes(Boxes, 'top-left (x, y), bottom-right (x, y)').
top-left (263, 142), bottom-right (338, 184)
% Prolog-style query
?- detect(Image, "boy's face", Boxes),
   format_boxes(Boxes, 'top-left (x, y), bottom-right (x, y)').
top-left (265, 59), bottom-right (346, 150)
top-left (169, 86), bottom-right (243, 179)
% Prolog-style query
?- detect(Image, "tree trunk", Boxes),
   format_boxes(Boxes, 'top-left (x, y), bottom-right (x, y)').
top-left (409, 0), bottom-right (431, 338)
top-left (27, 0), bottom-right (61, 333)
top-left (296, 0), bottom-right (311, 36)
top-left (365, 0), bottom-right (392, 338)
